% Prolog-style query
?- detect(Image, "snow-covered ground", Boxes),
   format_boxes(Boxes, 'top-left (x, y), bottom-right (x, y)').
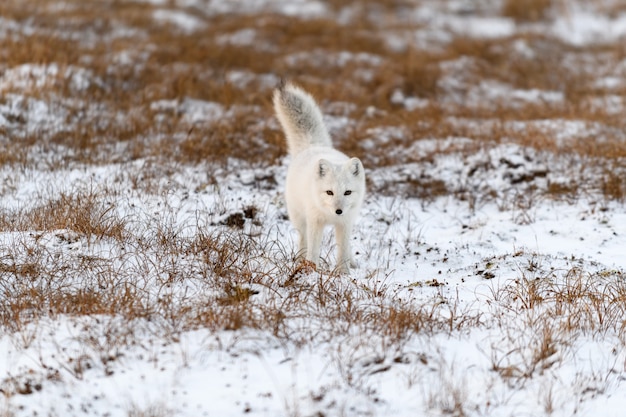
top-left (2, 148), bottom-right (626, 417)
top-left (1, 1), bottom-right (626, 416)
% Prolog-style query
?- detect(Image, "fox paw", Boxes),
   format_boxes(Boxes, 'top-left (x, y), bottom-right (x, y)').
top-left (335, 260), bottom-right (356, 275)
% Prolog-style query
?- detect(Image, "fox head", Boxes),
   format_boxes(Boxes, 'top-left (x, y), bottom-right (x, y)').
top-left (315, 157), bottom-right (365, 218)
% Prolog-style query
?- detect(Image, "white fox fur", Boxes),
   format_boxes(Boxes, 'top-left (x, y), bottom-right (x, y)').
top-left (273, 82), bottom-right (365, 273)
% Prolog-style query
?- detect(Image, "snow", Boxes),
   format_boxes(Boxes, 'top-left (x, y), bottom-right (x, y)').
top-left (202, 0), bottom-right (328, 18)
top-left (0, 64), bottom-right (96, 93)
top-left (552, 7), bottom-right (626, 46)
top-left (152, 98), bottom-right (225, 124)
top-left (1, 1), bottom-right (626, 416)
top-left (446, 15), bottom-right (517, 39)
top-left (216, 28), bottom-right (259, 47)
top-left (153, 9), bottom-right (206, 33)
top-left (3, 142), bottom-right (626, 416)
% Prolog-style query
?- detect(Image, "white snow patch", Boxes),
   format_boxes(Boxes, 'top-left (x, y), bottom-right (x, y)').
top-left (203, 0), bottom-right (328, 18)
top-left (153, 9), bottom-right (206, 33)
top-left (150, 98), bottom-right (225, 124)
top-left (0, 64), bottom-right (97, 93)
top-left (461, 80), bottom-right (565, 109)
top-left (284, 50), bottom-right (382, 68)
top-left (390, 89), bottom-right (431, 110)
top-left (552, 8), bottom-right (626, 45)
top-left (225, 70), bottom-right (280, 89)
top-left (216, 28), bottom-right (258, 46)
top-left (414, 10), bottom-right (516, 40)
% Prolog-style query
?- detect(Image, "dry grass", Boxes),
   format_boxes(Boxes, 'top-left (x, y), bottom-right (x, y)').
top-left (127, 403), bottom-right (173, 417)
top-left (0, 0), bottom-right (623, 192)
top-left (0, 1), bottom-right (626, 414)
top-left (0, 0), bottom-right (622, 319)
top-left (0, 188), bottom-right (465, 350)
top-left (502, 0), bottom-right (554, 22)
top-left (485, 258), bottom-right (626, 385)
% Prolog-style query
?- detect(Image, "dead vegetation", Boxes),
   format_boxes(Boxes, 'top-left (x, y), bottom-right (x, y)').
top-left (502, 0), bottom-right (554, 22)
top-left (0, 189), bottom-right (466, 346)
top-left (0, 0), bottom-right (624, 193)
top-left (1, 0), bottom-right (626, 415)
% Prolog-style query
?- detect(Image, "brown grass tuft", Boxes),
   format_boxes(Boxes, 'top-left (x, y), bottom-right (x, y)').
top-left (22, 191), bottom-right (125, 240)
top-left (601, 169), bottom-right (625, 201)
top-left (502, 0), bottom-right (553, 22)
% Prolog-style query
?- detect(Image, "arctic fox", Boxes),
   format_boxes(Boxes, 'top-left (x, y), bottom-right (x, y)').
top-left (273, 82), bottom-right (365, 273)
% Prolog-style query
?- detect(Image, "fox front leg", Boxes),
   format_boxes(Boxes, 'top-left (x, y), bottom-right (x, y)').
top-left (306, 220), bottom-right (324, 268)
top-left (335, 222), bottom-right (356, 273)
top-left (293, 219), bottom-right (307, 261)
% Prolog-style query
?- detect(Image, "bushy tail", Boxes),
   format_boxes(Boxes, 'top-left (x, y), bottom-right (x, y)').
top-left (273, 82), bottom-right (331, 156)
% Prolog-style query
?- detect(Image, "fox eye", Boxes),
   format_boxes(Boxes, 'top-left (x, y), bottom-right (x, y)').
top-left (344, 190), bottom-right (352, 196)
top-left (326, 190), bottom-right (334, 196)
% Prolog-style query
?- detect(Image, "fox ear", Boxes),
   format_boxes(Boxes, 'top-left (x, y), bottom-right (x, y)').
top-left (348, 158), bottom-right (363, 177)
top-left (318, 159), bottom-right (330, 178)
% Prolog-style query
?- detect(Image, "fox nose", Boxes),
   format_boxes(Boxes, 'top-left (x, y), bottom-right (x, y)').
top-left (335, 209), bottom-right (343, 215)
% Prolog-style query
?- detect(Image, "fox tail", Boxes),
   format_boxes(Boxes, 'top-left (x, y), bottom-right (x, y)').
top-left (273, 81), bottom-right (331, 156)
